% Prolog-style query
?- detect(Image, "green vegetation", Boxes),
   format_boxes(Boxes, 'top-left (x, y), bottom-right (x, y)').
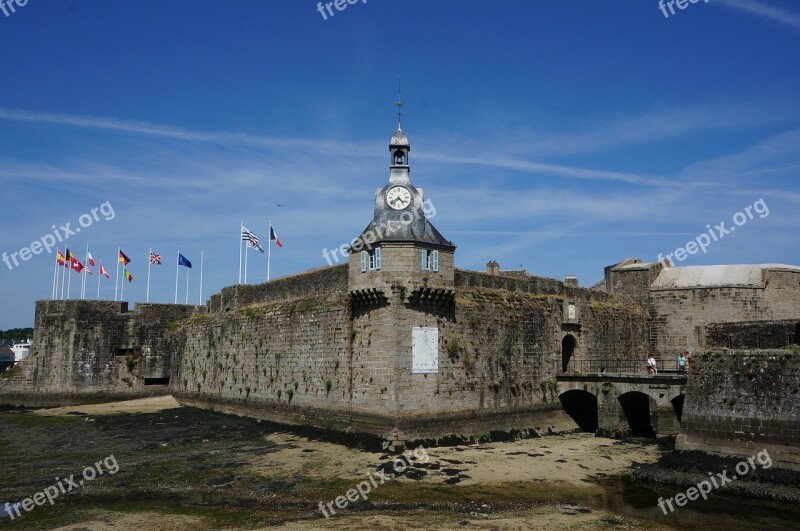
top-left (325, 379), bottom-right (332, 392)
top-left (125, 354), bottom-right (139, 373)
top-left (447, 336), bottom-right (460, 360)
top-left (0, 364), bottom-right (22, 379)
top-left (0, 327), bottom-right (33, 340)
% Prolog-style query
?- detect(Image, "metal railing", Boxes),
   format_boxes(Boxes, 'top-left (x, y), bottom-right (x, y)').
top-left (564, 359), bottom-right (688, 375)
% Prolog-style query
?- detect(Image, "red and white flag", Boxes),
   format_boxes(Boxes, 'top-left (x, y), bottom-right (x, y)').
top-left (99, 263), bottom-right (110, 279)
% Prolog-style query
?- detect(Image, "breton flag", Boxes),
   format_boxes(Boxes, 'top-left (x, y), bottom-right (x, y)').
top-left (270, 227), bottom-right (282, 248)
top-left (178, 254), bottom-right (192, 268)
top-left (150, 251), bottom-right (162, 265)
top-left (99, 263), bottom-right (110, 279)
top-left (119, 250), bottom-right (131, 265)
top-left (242, 226), bottom-right (264, 252)
top-left (86, 248), bottom-right (95, 267)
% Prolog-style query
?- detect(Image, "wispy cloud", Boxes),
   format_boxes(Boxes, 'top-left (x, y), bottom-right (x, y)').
top-left (716, 0), bottom-right (800, 30)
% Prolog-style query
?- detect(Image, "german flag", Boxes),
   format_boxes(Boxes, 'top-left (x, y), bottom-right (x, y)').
top-left (119, 250), bottom-right (131, 265)
top-left (56, 250), bottom-right (67, 267)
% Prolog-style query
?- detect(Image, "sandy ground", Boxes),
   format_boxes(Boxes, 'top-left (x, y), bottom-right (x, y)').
top-left (253, 431), bottom-right (656, 488)
top-left (17, 397), bottom-right (670, 530)
top-left (32, 395), bottom-right (181, 417)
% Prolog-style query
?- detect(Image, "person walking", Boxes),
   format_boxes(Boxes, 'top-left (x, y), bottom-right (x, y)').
top-left (647, 354), bottom-right (658, 375)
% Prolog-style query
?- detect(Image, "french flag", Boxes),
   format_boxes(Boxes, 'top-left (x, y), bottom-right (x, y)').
top-left (270, 227), bottom-right (283, 248)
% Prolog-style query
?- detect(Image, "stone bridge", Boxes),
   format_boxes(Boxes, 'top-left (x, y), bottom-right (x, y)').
top-left (557, 370), bottom-right (687, 438)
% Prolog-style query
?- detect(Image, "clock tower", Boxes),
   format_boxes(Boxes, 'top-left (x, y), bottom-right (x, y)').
top-left (348, 122), bottom-right (456, 296)
top-left (347, 117), bottom-right (456, 437)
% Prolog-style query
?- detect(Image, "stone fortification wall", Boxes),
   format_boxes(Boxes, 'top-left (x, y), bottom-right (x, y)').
top-left (208, 265), bottom-right (347, 313)
top-left (705, 320), bottom-right (800, 350)
top-left (649, 269), bottom-right (800, 359)
top-left (0, 300), bottom-right (196, 407)
top-left (677, 349), bottom-right (800, 470)
top-left (173, 274), bottom-right (650, 441)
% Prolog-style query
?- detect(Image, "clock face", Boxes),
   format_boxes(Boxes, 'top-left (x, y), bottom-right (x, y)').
top-left (386, 186), bottom-right (412, 210)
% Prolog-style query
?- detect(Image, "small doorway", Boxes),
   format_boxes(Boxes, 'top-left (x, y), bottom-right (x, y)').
top-left (562, 335), bottom-right (577, 373)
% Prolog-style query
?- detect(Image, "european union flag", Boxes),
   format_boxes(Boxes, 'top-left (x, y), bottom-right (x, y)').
top-left (178, 253), bottom-right (192, 268)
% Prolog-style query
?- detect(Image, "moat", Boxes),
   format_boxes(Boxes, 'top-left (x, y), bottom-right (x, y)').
top-left (1, 398), bottom-right (798, 530)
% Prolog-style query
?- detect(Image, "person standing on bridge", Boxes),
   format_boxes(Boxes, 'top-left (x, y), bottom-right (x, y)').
top-left (647, 354), bottom-right (658, 375)
top-left (677, 352), bottom-right (687, 374)
top-left (685, 351), bottom-right (692, 371)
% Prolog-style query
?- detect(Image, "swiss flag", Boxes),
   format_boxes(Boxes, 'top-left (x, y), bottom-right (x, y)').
top-left (71, 260), bottom-right (84, 273)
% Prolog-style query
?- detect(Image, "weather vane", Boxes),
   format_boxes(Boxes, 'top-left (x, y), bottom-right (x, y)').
top-left (394, 78), bottom-right (404, 129)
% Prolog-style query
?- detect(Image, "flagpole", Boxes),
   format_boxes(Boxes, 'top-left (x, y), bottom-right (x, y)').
top-left (244, 243), bottom-right (249, 284)
top-left (51, 248), bottom-right (59, 300)
top-left (147, 248), bottom-right (152, 303)
top-left (199, 251), bottom-right (204, 305)
top-left (114, 246), bottom-right (120, 301)
top-left (121, 267), bottom-right (125, 301)
top-left (238, 221), bottom-right (243, 285)
top-left (97, 264), bottom-right (102, 299)
top-left (267, 220), bottom-right (272, 282)
top-left (174, 250), bottom-right (180, 304)
top-left (185, 269), bottom-right (189, 305)
top-left (67, 261), bottom-right (73, 299)
top-left (60, 253), bottom-right (66, 300)
top-left (81, 243), bottom-right (88, 300)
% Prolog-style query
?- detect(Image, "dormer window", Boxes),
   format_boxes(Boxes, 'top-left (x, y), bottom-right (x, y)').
top-left (360, 248), bottom-right (381, 272)
top-left (421, 249), bottom-right (439, 272)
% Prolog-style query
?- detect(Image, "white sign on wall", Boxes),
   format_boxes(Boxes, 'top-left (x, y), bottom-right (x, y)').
top-left (412, 326), bottom-right (438, 374)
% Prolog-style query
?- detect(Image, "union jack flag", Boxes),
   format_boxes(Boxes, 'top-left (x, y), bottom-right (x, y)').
top-left (150, 251), bottom-right (162, 265)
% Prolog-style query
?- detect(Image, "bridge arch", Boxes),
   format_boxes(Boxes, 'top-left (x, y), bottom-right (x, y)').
top-left (561, 334), bottom-right (577, 373)
top-left (559, 389), bottom-right (597, 432)
top-left (618, 391), bottom-right (656, 438)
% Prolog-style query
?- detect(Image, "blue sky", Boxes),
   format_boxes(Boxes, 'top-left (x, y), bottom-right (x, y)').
top-left (1, 0), bottom-right (799, 328)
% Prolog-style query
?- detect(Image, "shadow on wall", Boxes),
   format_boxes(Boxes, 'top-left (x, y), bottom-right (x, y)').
top-left (562, 334), bottom-right (576, 373)
top-left (618, 391), bottom-right (656, 438)
top-left (559, 389), bottom-right (597, 432)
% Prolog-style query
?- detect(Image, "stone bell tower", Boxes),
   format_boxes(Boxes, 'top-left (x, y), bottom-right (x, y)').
top-left (346, 112), bottom-right (456, 440)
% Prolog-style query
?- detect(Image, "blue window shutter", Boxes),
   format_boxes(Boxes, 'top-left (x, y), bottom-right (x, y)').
top-left (375, 248), bottom-right (381, 270)
top-left (432, 250), bottom-right (439, 272)
top-left (361, 251), bottom-right (367, 272)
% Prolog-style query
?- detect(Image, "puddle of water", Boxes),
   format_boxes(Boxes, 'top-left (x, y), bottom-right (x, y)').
top-left (0, 502), bottom-right (21, 520)
top-left (596, 477), bottom-right (800, 530)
